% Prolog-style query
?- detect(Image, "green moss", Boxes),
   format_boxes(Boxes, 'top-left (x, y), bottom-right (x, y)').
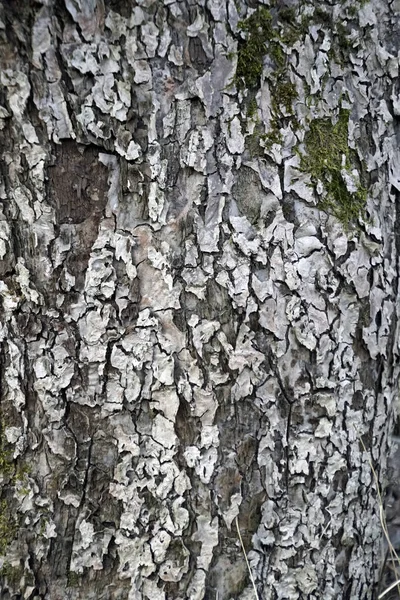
top-left (263, 78), bottom-right (298, 150)
top-left (0, 419), bottom-right (30, 555)
top-left (0, 424), bottom-right (17, 555)
top-left (313, 7), bottom-right (333, 27)
top-left (262, 127), bottom-right (283, 150)
top-left (269, 42), bottom-right (286, 74)
top-left (336, 22), bottom-right (352, 52)
top-left (39, 515), bottom-right (48, 535)
top-left (235, 5), bottom-right (302, 152)
top-left (67, 570), bottom-right (81, 587)
top-left (235, 6), bottom-right (298, 89)
top-left (279, 7), bottom-right (296, 23)
top-left (236, 7), bottom-right (274, 89)
top-left (347, 5), bottom-right (358, 17)
top-left (298, 110), bottom-right (367, 225)
top-left (0, 562), bottom-right (23, 585)
top-left (313, 8), bottom-right (356, 65)
top-left (245, 78), bottom-right (297, 155)
top-left (236, 4), bottom-right (303, 156)
top-left (235, 1), bottom-right (365, 94)
top-left (235, 4), bottom-right (305, 90)
top-left (0, 449), bottom-right (14, 481)
top-left (0, 422), bottom-right (29, 483)
top-left (15, 462), bottom-right (30, 482)
top-left (300, 15), bottom-right (312, 36)
top-left (274, 79), bottom-right (297, 114)
top-left (279, 6), bottom-right (302, 45)
top-left (280, 27), bottom-right (300, 46)
top-left (246, 98), bottom-right (258, 120)
top-left (0, 419), bottom-right (14, 480)
top-left (0, 500), bottom-right (17, 554)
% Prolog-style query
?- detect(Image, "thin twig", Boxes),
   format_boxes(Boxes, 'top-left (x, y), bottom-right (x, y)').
top-left (378, 578), bottom-right (400, 599)
top-left (358, 436), bottom-right (400, 599)
top-left (235, 517), bottom-right (260, 600)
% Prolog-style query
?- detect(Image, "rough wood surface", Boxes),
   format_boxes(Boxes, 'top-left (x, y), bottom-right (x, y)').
top-left (0, 1), bottom-right (399, 598)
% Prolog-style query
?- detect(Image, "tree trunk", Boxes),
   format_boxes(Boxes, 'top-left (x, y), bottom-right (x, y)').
top-left (0, 0), bottom-right (398, 598)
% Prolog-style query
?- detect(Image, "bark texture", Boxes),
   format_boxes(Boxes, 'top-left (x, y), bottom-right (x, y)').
top-left (0, 0), bottom-right (399, 599)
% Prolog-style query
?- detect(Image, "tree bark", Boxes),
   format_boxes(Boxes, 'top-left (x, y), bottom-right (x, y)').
top-left (0, 0), bottom-right (399, 599)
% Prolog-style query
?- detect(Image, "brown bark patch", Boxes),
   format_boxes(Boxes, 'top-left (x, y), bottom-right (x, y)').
top-left (48, 141), bottom-right (108, 225)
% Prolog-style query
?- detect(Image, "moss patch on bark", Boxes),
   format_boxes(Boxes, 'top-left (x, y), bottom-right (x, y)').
top-left (299, 110), bottom-right (367, 225)
top-left (0, 420), bottom-right (29, 555)
top-left (235, 7), bottom-right (275, 90)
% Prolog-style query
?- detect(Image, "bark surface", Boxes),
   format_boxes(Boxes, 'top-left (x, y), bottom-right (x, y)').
top-left (0, 1), bottom-right (399, 599)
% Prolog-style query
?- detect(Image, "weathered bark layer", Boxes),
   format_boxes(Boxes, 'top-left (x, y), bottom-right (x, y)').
top-left (0, 0), bottom-right (399, 599)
